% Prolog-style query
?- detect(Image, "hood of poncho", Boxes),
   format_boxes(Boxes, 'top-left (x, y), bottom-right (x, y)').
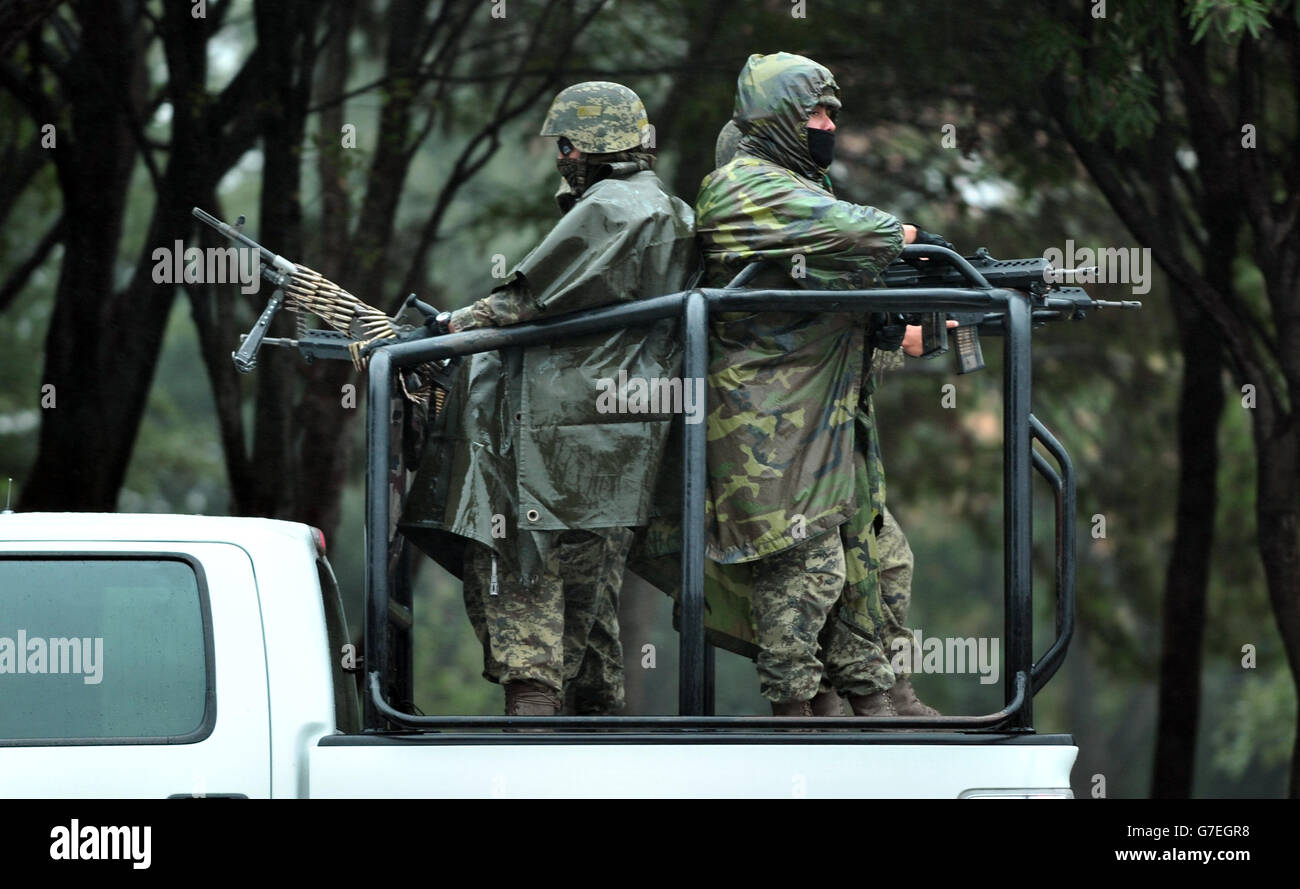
top-left (732, 52), bottom-right (839, 182)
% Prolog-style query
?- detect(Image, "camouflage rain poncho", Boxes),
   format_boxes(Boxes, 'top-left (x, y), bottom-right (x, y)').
top-left (695, 52), bottom-right (905, 639)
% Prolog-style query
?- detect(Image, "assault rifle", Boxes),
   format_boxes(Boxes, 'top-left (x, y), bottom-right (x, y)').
top-left (191, 208), bottom-right (452, 385)
top-left (881, 247), bottom-right (1141, 373)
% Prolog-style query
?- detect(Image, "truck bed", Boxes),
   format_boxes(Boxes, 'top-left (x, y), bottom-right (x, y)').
top-left (311, 732), bottom-right (1077, 798)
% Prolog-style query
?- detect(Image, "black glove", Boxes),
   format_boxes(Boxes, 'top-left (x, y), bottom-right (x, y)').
top-left (912, 228), bottom-right (955, 251)
top-left (870, 313), bottom-right (907, 352)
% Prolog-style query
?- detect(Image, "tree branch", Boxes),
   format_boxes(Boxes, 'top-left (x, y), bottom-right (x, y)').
top-left (397, 0), bottom-right (610, 302)
top-left (0, 140), bottom-right (51, 229)
top-left (309, 61), bottom-right (731, 114)
top-left (0, 214), bottom-right (62, 312)
top-left (0, 0), bottom-right (64, 56)
top-left (401, 0), bottom-right (478, 159)
top-left (1045, 74), bottom-right (1268, 395)
top-left (0, 55), bottom-right (57, 124)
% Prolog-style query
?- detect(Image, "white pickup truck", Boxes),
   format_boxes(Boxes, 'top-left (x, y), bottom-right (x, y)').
top-left (0, 512), bottom-right (1076, 798)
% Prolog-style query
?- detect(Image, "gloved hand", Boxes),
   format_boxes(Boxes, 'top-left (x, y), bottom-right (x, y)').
top-left (429, 311), bottom-right (452, 335)
top-left (911, 229), bottom-right (956, 252)
top-left (446, 306), bottom-right (477, 333)
top-left (870, 313), bottom-right (907, 352)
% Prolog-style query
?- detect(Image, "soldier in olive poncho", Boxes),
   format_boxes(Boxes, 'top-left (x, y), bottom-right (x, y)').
top-left (401, 82), bottom-right (696, 717)
top-left (695, 52), bottom-right (951, 717)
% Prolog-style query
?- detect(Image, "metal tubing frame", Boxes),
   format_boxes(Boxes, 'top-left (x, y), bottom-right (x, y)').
top-left (679, 289), bottom-right (708, 715)
top-left (1030, 448), bottom-right (1065, 686)
top-left (1029, 416), bottom-right (1076, 694)
top-left (364, 347), bottom-right (392, 731)
top-left (362, 273), bottom-right (1055, 732)
top-left (1003, 292), bottom-right (1033, 731)
top-left (370, 672), bottom-right (1028, 731)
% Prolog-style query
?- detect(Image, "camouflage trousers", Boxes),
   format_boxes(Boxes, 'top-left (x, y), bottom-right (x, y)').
top-left (876, 505), bottom-right (915, 660)
top-left (814, 504), bottom-right (916, 695)
top-left (462, 528), bottom-right (633, 714)
top-left (752, 529), bottom-right (898, 702)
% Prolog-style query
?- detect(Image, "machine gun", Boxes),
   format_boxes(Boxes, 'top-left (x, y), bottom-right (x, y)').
top-left (880, 247), bottom-right (1141, 373)
top-left (246, 292), bottom-right (456, 390)
top-left (191, 207), bottom-right (454, 394)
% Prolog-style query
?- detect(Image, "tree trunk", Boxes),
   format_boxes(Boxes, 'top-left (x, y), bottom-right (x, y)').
top-left (1253, 416), bottom-right (1300, 798)
top-left (1254, 257), bottom-right (1300, 798)
top-left (1151, 301), bottom-right (1222, 797)
top-left (239, 0), bottom-right (316, 522)
top-left (20, 2), bottom-right (142, 511)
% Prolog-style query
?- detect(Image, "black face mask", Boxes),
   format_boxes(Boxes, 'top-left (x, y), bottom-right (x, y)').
top-left (556, 157), bottom-right (588, 194)
top-left (806, 127), bottom-right (835, 169)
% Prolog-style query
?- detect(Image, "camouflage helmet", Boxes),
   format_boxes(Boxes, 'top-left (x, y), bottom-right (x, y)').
top-left (714, 119), bottom-right (743, 169)
top-left (540, 81), bottom-right (650, 153)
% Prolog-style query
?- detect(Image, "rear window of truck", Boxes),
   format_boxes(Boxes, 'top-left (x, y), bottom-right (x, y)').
top-left (0, 555), bottom-right (213, 744)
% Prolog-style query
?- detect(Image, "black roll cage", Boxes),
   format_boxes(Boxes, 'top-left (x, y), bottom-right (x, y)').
top-left (359, 246), bottom-right (1076, 732)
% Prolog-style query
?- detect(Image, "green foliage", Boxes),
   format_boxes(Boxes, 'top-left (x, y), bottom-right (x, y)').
top-left (1187, 0), bottom-right (1278, 42)
top-left (1210, 659), bottom-right (1297, 781)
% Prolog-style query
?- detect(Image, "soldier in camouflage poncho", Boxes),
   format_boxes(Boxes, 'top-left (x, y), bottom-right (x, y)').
top-left (695, 51), bottom-right (926, 716)
top-left (713, 117), bottom-right (940, 716)
top-left (401, 82), bottom-right (696, 717)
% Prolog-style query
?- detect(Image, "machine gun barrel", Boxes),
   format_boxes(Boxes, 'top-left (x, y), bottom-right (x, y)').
top-left (192, 207), bottom-right (296, 283)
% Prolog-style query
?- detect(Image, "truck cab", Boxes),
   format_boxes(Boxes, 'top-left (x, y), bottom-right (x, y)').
top-left (0, 513), bottom-right (355, 798)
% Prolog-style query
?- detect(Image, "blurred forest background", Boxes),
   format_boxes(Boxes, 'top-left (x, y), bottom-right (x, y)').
top-left (1, 0), bottom-right (1297, 798)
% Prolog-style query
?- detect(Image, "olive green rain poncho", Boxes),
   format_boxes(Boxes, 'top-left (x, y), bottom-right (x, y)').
top-left (400, 160), bottom-right (697, 581)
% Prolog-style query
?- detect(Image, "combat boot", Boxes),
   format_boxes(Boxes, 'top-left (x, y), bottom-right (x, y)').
top-left (848, 689), bottom-right (898, 717)
top-left (888, 677), bottom-right (941, 717)
top-left (770, 699), bottom-right (815, 718)
top-left (504, 679), bottom-right (562, 717)
top-left (810, 690), bottom-right (846, 716)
